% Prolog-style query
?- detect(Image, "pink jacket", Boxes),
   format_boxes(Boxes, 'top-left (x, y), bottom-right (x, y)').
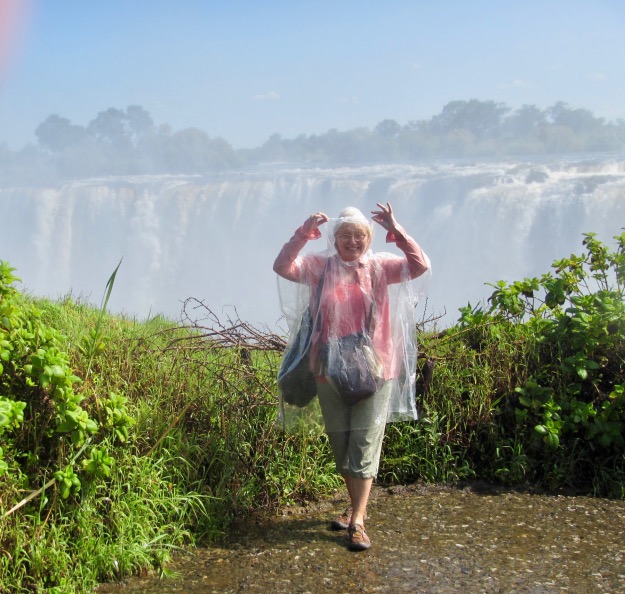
top-left (273, 225), bottom-right (430, 379)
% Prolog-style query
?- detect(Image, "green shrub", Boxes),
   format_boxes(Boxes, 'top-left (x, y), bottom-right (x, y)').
top-left (401, 231), bottom-right (625, 495)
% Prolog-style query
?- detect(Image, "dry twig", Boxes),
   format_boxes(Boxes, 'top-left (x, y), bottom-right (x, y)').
top-left (165, 297), bottom-right (287, 352)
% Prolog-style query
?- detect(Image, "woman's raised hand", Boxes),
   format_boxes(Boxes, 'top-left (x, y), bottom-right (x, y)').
top-left (302, 212), bottom-right (329, 235)
top-left (371, 202), bottom-right (399, 233)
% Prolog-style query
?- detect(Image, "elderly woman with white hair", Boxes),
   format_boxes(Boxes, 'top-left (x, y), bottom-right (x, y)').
top-left (273, 202), bottom-right (431, 551)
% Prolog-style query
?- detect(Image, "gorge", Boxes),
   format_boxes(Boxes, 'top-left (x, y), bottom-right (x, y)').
top-left (1, 153), bottom-right (624, 331)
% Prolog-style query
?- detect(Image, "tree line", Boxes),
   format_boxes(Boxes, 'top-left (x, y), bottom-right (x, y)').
top-left (1, 99), bottom-right (624, 183)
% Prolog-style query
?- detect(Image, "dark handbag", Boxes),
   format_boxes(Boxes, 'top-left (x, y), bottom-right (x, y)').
top-left (277, 265), bottom-right (327, 408)
top-left (321, 332), bottom-right (383, 406)
top-left (277, 308), bottom-right (316, 408)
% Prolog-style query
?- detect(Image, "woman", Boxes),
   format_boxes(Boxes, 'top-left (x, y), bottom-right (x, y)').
top-left (273, 202), bottom-right (431, 551)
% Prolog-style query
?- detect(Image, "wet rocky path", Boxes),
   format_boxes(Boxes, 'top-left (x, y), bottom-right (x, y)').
top-left (96, 483), bottom-right (625, 593)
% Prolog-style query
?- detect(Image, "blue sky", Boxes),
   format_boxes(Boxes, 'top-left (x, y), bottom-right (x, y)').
top-left (1, 0), bottom-right (624, 150)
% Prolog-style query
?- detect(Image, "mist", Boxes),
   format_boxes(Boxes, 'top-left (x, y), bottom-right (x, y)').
top-left (1, 100), bottom-right (625, 186)
top-left (1, 152), bottom-right (624, 331)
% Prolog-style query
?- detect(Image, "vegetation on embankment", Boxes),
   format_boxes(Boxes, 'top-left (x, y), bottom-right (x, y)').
top-left (1, 230), bottom-right (624, 593)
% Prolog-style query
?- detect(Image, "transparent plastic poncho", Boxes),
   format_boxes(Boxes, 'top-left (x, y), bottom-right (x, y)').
top-left (275, 214), bottom-right (431, 433)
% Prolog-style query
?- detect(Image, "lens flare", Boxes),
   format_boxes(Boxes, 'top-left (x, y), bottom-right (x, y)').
top-left (0, 0), bottom-right (33, 84)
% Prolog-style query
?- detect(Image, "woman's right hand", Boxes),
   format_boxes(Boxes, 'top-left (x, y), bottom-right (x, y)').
top-left (301, 212), bottom-right (329, 235)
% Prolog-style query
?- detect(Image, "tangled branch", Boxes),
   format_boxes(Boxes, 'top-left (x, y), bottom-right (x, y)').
top-left (164, 297), bottom-right (287, 352)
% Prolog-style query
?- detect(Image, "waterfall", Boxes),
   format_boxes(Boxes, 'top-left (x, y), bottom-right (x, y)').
top-left (1, 154), bottom-right (624, 329)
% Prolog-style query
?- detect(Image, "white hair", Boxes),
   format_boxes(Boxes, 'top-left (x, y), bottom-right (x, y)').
top-left (332, 207), bottom-right (372, 236)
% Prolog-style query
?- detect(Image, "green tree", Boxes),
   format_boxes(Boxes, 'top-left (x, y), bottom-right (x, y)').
top-left (429, 99), bottom-right (510, 141)
top-left (504, 104), bottom-right (547, 137)
top-left (35, 115), bottom-right (87, 153)
top-left (126, 104), bottom-right (155, 145)
top-left (548, 101), bottom-right (604, 135)
top-left (87, 107), bottom-right (132, 149)
top-left (374, 119), bottom-right (401, 139)
top-left (163, 127), bottom-right (236, 172)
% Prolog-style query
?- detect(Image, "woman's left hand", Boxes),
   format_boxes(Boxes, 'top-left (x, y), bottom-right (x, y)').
top-left (371, 202), bottom-right (399, 232)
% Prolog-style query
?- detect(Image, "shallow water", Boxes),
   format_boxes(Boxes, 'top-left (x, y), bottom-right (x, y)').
top-left (96, 483), bottom-right (625, 593)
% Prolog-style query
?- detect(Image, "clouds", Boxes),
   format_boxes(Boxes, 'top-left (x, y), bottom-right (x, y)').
top-left (495, 79), bottom-right (533, 92)
top-left (252, 91), bottom-right (280, 102)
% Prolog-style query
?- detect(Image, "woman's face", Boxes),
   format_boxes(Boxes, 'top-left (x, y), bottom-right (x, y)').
top-left (334, 222), bottom-right (371, 262)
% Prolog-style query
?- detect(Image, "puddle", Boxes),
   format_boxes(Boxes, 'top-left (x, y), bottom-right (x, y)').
top-left (96, 484), bottom-right (625, 593)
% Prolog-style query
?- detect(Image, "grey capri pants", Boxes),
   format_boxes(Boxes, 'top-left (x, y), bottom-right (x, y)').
top-left (316, 380), bottom-right (392, 479)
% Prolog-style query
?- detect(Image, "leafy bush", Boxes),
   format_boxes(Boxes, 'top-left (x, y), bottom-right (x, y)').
top-left (0, 262), bottom-right (136, 488)
top-left (0, 265), bottom-right (208, 592)
top-left (394, 231), bottom-right (625, 495)
top-left (488, 232), bottom-right (624, 452)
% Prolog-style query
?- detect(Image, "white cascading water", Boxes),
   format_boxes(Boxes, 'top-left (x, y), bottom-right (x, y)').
top-left (1, 153), bottom-right (624, 330)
